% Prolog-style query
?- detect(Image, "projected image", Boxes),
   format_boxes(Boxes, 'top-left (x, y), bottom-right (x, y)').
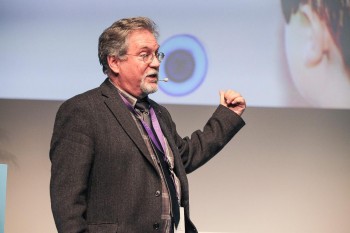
top-left (1, 0), bottom-right (349, 109)
top-left (159, 34), bottom-right (208, 96)
top-left (281, 0), bottom-right (350, 108)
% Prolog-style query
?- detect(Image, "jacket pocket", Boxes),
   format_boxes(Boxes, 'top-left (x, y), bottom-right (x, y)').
top-left (88, 223), bottom-right (118, 233)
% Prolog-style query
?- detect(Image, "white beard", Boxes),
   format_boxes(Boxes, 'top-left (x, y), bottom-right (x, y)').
top-left (140, 78), bottom-right (158, 95)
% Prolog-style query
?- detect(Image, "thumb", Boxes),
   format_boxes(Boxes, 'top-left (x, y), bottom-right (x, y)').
top-left (219, 90), bottom-right (226, 106)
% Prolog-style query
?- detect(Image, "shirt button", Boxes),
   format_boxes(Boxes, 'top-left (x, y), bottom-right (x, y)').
top-left (155, 190), bottom-right (161, 197)
top-left (153, 223), bottom-right (160, 230)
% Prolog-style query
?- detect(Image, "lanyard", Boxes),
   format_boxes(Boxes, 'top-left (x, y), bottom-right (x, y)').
top-left (119, 94), bottom-right (166, 155)
top-left (120, 94), bottom-right (182, 206)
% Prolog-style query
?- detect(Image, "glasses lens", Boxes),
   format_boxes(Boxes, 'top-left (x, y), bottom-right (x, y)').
top-left (157, 52), bottom-right (165, 62)
top-left (143, 52), bottom-right (165, 63)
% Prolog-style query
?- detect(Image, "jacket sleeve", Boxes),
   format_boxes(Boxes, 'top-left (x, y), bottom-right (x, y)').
top-left (164, 104), bottom-right (245, 174)
top-left (49, 97), bottom-right (95, 233)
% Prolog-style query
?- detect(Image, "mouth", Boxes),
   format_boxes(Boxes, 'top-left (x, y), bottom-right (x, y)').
top-left (146, 73), bottom-right (159, 82)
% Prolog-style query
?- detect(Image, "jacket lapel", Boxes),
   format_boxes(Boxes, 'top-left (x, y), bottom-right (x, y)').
top-left (100, 80), bottom-right (156, 167)
top-left (150, 102), bottom-right (189, 204)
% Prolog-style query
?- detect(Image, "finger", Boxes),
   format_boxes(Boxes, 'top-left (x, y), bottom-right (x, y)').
top-left (224, 91), bottom-right (241, 104)
top-left (219, 90), bottom-right (226, 106)
top-left (229, 96), bottom-right (246, 108)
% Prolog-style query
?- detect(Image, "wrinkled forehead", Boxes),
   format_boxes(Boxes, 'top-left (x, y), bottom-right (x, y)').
top-left (126, 29), bottom-right (159, 53)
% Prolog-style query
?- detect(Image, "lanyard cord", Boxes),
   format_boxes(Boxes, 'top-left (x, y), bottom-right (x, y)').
top-left (119, 94), bottom-right (166, 155)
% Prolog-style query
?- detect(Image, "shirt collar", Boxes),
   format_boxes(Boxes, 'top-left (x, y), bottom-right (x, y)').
top-left (108, 78), bottom-right (144, 108)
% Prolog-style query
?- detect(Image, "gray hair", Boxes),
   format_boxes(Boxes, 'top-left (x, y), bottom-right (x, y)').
top-left (98, 17), bottom-right (159, 74)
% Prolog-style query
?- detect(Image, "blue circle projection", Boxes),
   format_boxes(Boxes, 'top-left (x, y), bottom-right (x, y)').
top-left (159, 34), bottom-right (208, 96)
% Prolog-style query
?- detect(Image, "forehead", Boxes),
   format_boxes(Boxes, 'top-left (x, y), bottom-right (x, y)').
top-left (127, 29), bottom-right (159, 52)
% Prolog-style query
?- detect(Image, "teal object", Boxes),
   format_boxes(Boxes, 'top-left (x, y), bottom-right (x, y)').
top-left (0, 164), bottom-right (7, 233)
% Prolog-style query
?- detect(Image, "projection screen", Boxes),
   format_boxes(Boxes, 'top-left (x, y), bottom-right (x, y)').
top-left (1, 0), bottom-right (349, 109)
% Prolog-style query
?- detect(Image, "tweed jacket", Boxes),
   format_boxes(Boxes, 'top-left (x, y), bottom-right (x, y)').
top-left (49, 78), bottom-right (245, 233)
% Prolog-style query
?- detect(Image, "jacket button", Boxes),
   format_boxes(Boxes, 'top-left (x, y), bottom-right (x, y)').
top-left (153, 223), bottom-right (160, 230)
top-left (155, 190), bottom-right (161, 197)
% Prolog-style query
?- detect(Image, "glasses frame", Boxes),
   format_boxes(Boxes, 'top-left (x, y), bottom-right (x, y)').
top-left (125, 52), bottom-right (165, 64)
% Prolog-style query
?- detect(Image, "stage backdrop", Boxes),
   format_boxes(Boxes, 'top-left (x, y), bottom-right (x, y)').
top-left (1, 99), bottom-right (350, 233)
top-left (0, 165), bottom-right (7, 233)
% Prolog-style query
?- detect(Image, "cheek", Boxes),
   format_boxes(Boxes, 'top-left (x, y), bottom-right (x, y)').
top-left (284, 24), bottom-right (326, 104)
top-left (133, 63), bottom-right (149, 77)
top-left (122, 63), bottom-right (147, 80)
top-left (285, 24), bottom-right (306, 86)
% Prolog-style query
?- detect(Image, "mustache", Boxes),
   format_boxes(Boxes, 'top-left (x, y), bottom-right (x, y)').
top-left (145, 72), bottom-right (159, 79)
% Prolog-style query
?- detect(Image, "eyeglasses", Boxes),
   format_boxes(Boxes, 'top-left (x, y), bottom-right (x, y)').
top-left (126, 52), bottom-right (165, 64)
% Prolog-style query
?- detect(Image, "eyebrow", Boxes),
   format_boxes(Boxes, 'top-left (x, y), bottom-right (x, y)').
top-left (138, 45), bottom-right (160, 52)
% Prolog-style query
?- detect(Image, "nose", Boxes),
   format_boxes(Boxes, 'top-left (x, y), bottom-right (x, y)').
top-left (149, 55), bottom-right (161, 68)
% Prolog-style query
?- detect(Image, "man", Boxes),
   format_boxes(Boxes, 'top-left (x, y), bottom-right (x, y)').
top-left (281, 0), bottom-right (350, 108)
top-left (50, 17), bottom-right (246, 233)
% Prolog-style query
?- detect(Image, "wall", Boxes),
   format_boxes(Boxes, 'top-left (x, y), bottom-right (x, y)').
top-left (0, 99), bottom-right (349, 233)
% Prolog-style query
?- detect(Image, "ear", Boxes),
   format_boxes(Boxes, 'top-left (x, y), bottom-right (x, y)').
top-left (107, 55), bottom-right (121, 74)
top-left (299, 4), bottom-right (330, 67)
